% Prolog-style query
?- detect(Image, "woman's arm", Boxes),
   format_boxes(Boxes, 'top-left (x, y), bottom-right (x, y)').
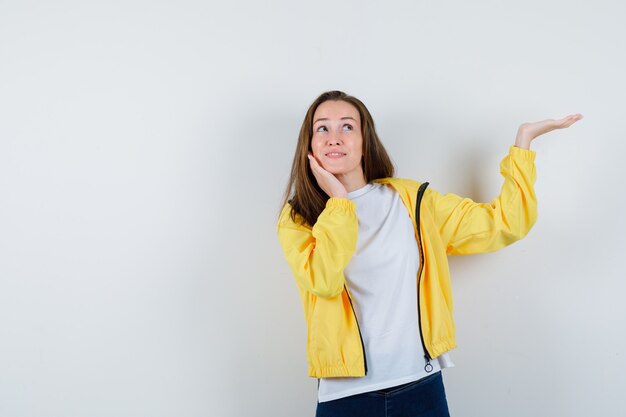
top-left (276, 199), bottom-right (358, 298)
top-left (432, 114), bottom-right (583, 255)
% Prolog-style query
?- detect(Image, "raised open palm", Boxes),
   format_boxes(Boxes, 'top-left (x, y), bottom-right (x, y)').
top-left (517, 114), bottom-right (583, 145)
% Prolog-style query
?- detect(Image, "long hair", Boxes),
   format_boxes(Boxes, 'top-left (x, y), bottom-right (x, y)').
top-left (279, 90), bottom-right (395, 226)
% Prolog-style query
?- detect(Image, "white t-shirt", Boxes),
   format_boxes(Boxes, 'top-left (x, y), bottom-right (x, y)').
top-left (317, 182), bottom-right (455, 403)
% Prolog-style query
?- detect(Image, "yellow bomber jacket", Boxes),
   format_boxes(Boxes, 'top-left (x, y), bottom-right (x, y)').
top-left (276, 145), bottom-right (537, 378)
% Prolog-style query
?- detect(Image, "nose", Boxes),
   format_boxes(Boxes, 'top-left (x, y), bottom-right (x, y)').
top-left (327, 131), bottom-right (343, 145)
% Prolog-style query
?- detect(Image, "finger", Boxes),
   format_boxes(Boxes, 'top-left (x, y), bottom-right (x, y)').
top-left (568, 113), bottom-right (584, 124)
top-left (558, 114), bottom-right (583, 128)
top-left (550, 114), bottom-right (576, 128)
top-left (308, 154), bottom-right (319, 170)
top-left (308, 153), bottom-right (326, 173)
top-left (308, 154), bottom-right (326, 178)
top-left (308, 158), bottom-right (323, 184)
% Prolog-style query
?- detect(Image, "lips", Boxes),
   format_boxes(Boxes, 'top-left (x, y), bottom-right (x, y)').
top-left (325, 152), bottom-right (346, 159)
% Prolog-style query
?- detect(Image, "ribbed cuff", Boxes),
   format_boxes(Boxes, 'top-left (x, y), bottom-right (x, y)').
top-left (509, 144), bottom-right (536, 161)
top-left (326, 197), bottom-right (356, 213)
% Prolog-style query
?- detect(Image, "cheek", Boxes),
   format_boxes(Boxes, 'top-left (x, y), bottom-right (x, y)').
top-left (350, 138), bottom-right (364, 157)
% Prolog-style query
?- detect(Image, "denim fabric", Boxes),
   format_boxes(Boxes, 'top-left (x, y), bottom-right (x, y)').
top-left (315, 371), bottom-right (450, 417)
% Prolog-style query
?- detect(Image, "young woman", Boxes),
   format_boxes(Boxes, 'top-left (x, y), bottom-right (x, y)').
top-left (276, 90), bottom-right (582, 417)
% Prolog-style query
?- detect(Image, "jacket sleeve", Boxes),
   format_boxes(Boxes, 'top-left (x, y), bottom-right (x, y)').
top-left (276, 197), bottom-right (358, 298)
top-left (429, 145), bottom-right (538, 256)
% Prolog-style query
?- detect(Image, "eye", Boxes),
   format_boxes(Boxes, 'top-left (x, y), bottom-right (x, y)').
top-left (316, 126), bottom-right (327, 132)
top-left (343, 124), bottom-right (353, 131)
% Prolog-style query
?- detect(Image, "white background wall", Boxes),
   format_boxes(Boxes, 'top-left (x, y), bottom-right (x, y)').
top-left (1, 1), bottom-right (624, 416)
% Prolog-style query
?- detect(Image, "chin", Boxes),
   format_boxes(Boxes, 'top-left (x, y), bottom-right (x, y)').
top-left (321, 166), bottom-right (348, 175)
top-left (321, 162), bottom-right (354, 174)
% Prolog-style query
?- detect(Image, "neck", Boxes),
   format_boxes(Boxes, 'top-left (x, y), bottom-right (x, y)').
top-left (336, 172), bottom-right (367, 193)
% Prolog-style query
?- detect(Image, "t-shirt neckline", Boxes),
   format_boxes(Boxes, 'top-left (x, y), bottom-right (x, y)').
top-left (347, 183), bottom-right (376, 199)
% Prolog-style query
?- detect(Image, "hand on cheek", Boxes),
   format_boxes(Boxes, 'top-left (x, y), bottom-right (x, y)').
top-left (307, 153), bottom-right (348, 199)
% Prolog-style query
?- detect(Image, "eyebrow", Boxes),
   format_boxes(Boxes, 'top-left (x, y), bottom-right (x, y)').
top-left (313, 116), bottom-right (358, 125)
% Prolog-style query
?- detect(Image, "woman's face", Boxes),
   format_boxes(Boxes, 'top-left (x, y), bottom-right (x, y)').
top-left (310, 100), bottom-right (364, 180)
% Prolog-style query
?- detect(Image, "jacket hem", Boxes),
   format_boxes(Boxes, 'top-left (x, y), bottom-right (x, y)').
top-left (308, 364), bottom-right (366, 378)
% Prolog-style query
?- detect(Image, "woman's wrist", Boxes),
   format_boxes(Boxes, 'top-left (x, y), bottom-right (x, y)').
top-left (514, 139), bottom-right (531, 149)
top-left (515, 129), bottom-right (533, 149)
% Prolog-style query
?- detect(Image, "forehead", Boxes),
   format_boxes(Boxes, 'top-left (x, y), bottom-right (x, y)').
top-left (313, 100), bottom-right (360, 123)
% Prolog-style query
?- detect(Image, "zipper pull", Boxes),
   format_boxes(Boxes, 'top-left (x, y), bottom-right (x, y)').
top-left (424, 355), bottom-right (433, 373)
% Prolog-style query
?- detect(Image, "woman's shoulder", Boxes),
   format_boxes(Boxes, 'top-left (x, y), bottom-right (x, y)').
top-left (372, 177), bottom-right (423, 194)
top-left (372, 177), bottom-right (442, 209)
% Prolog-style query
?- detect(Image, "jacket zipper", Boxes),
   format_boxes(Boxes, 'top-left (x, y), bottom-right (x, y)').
top-left (345, 283), bottom-right (368, 375)
top-left (415, 182), bottom-right (434, 372)
top-left (340, 182), bottom-right (428, 377)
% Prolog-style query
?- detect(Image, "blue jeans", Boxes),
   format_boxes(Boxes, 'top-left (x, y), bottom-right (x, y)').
top-left (315, 371), bottom-right (451, 417)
